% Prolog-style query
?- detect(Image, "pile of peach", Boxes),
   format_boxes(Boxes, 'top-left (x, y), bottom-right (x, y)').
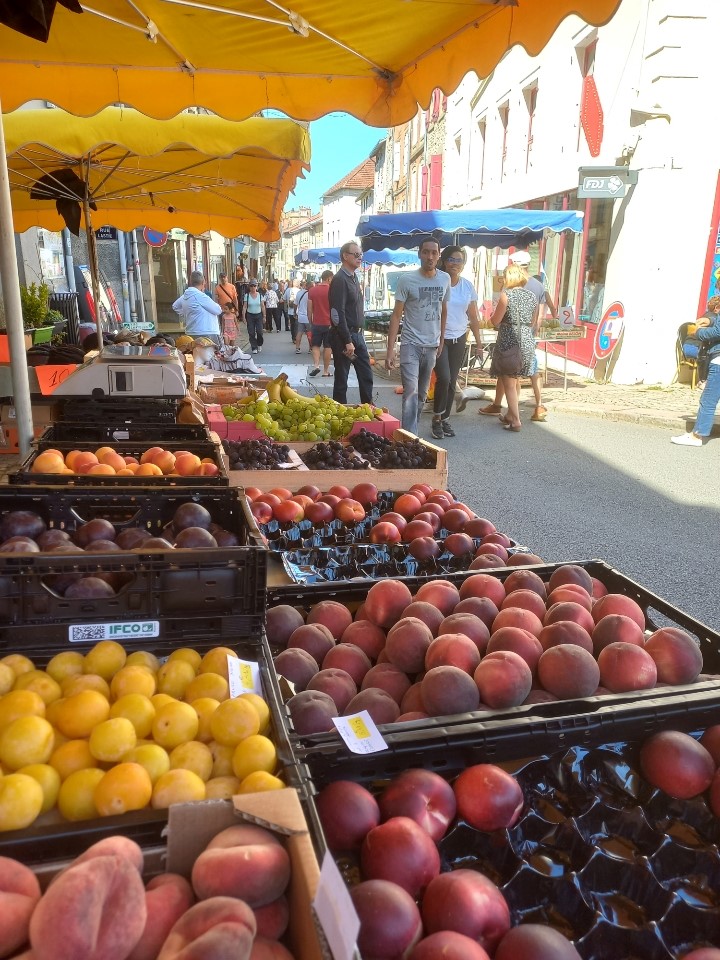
top-left (268, 564), bottom-right (705, 734)
top-left (1, 829), bottom-right (296, 960)
top-left (316, 765), bottom-right (583, 960)
top-left (0, 641), bottom-right (281, 832)
top-left (29, 446), bottom-right (220, 478)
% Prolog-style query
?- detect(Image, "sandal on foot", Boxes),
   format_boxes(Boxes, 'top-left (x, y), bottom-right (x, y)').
top-left (441, 420), bottom-right (455, 437)
top-left (478, 404), bottom-right (503, 416)
top-left (503, 423), bottom-right (521, 432)
top-left (431, 418), bottom-right (444, 440)
top-left (499, 414), bottom-right (511, 425)
top-left (309, 367), bottom-right (321, 377)
top-left (531, 406), bottom-right (548, 422)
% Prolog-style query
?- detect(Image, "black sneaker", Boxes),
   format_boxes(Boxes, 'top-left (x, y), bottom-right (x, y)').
top-left (431, 418), bottom-right (444, 440)
top-left (441, 419), bottom-right (455, 437)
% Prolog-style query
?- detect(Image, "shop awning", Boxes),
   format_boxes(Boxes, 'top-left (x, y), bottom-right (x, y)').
top-left (0, 0), bottom-right (622, 127)
top-left (358, 209), bottom-right (585, 251)
top-left (5, 108), bottom-right (310, 242)
top-left (295, 248), bottom-right (420, 267)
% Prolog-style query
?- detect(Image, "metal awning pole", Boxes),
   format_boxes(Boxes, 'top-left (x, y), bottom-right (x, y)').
top-left (0, 101), bottom-right (33, 458)
top-left (83, 194), bottom-right (103, 341)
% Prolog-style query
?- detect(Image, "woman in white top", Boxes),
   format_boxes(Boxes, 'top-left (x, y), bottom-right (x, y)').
top-left (431, 246), bottom-right (482, 438)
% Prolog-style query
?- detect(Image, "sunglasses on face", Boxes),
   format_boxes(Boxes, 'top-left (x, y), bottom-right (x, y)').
top-left (445, 258), bottom-right (464, 264)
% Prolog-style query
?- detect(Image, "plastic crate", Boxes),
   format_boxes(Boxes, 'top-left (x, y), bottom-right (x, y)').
top-left (36, 421), bottom-right (211, 446)
top-left (0, 486), bottom-right (266, 648)
top-left (267, 560), bottom-right (720, 748)
top-left (0, 633), bottom-right (300, 871)
top-left (59, 397), bottom-right (179, 423)
top-left (11, 439), bottom-right (228, 487)
top-left (293, 699), bottom-right (720, 960)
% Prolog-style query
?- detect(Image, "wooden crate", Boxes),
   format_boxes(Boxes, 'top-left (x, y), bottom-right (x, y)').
top-left (206, 405), bottom-right (400, 441)
top-left (222, 428), bottom-right (448, 492)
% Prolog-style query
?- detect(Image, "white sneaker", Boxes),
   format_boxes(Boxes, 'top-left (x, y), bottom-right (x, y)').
top-left (258, 346), bottom-right (263, 353)
top-left (251, 349), bottom-right (258, 355)
top-left (671, 432), bottom-right (702, 446)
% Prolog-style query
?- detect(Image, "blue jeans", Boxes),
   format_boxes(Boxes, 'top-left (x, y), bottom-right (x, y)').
top-left (400, 341), bottom-right (437, 436)
top-left (694, 362), bottom-right (720, 436)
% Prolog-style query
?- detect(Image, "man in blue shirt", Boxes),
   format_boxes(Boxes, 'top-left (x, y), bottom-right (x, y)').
top-left (172, 271), bottom-right (222, 345)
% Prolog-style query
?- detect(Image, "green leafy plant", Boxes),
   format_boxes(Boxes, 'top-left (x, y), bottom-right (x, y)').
top-left (45, 309), bottom-right (65, 327)
top-left (19, 283), bottom-right (51, 329)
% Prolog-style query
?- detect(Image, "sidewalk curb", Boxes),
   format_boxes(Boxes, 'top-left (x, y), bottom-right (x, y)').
top-left (543, 403), bottom-right (688, 430)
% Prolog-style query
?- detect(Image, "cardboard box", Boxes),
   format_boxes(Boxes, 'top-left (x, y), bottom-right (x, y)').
top-left (0, 402), bottom-right (58, 454)
top-left (166, 790), bottom-right (324, 960)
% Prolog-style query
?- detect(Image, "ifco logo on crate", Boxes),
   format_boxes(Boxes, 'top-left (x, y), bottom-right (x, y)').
top-left (69, 621), bottom-right (160, 642)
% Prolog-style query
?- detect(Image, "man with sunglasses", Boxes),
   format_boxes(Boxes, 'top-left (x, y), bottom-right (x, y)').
top-left (328, 241), bottom-right (374, 404)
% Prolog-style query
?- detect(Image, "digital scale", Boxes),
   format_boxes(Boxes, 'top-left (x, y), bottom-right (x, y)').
top-left (52, 344), bottom-right (188, 398)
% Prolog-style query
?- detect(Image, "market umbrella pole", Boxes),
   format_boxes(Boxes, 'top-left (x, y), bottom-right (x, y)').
top-left (82, 190), bottom-right (103, 342)
top-left (0, 105), bottom-right (33, 458)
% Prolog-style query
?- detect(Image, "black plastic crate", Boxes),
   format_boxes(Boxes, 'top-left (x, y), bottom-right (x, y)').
top-left (59, 397), bottom-right (179, 423)
top-left (37, 421), bottom-right (211, 446)
top-left (0, 487), bottom-right (266, 647)
top-left (11, 439), bottom-right (228, 487)
top-left (293, 698), bottom-right (720, 960)
top-left (268, 560), bottom-right (720, 749)
top-left (0, 633), bottom-right (302, 871)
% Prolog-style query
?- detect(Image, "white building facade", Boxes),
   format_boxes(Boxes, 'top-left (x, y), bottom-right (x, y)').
top-left (321, 158), bottom-right (375, 248)
top-left (443, 0), bottom-right (720, 384)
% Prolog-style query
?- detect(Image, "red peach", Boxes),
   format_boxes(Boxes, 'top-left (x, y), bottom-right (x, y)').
top-left (438, 613), bottom-right (490, 654)
top-left (592, 593), bottom-right (646, 630)
top-left (385, 617), bottom-right (434, 674)
top-left (442, 508), bottom-right (468, 533)
top-left (273, 648), bottom-right (319, 691)
top-left (506, 553), bottom-right (544, 566)
top-left (458, 573), bottom-right (505, 608)
top-left (414, 511), bottom-right (442, 534)
top-left (492, 607), bottom-right (544, 639)
top-left (547, 563), bottom-right (594, 594)
top-left (544, 601), bottom-right (595, 634)
top-left (598, 642), bottom-right (657, 692)
top-left (379, 511), bottom-right (408, 532)
top-left (474, 650), bottom-right (532, 708)
top-left (361, 817), bottom-right (440, 896)
top-left (425, 633), bottom-right (481, 674)
top-left (409, 932), bottom-right (491, 960)
top-left (454, 596), bottom-right (499, 627)
top-left (501, 589), bottom-right (547, 620)
top-left (378, 769), bottom-right (456, 843)
top-left (287, 689), bottom-right (338, 734)
top-left (640, 730), bottom-right (714, 799)
top-left (402, 602), bottom-right (447, 636)
top-left (322, 643), bottom-right (372, 686)
top-left (341, 620), bottom-right (386, 661)
top-left (454, 763), bottom-right (524, 830)
top-left (539, 621), bottom-right (594, 653)
top-left (537, 645), bottom-right (600, 698)
top-left (592, 614), bottom-right (645, 654)
top-left (503, 569), bottom-right (547, 598)
top-left (394, 494), bottom-right (423, 519)
top-left (401, 520), bottom-right (435, 543)
top-left (421, 870), bottom-right (510, 954)
top-left (371, 522), bottom-right (403, 545)
top-left (266, 604), bottom-right (304, 647)
top-left (306, 668), bottom-right (357, 712)
top-left (352, 880), bottom-right (422, 960)
top-left (287, 623), bottom-right (335, 664)
top-left (421, 666), bottom-right (480, 717)
top-left (470, 555), bottom-right (506, 570)
top-left (345, 688), bottom-right (401, 726)
top-left (415, 579), bottom-right (461, 616)
top-left (495, 924), bottom-right (582, 960)
top-left (644, 627), bottom-right (703, 684)
top-left (316, 781), bottom-right (380, 852)
top-left (400, 682), bottom-right (425, 714)
top-left (547, 584), bottom-right (592, 609)
top-left (365, 580), bottom-right (413, 629)
top-left (700, 726), bottom-right (720, 765)
top-left (486, 628), bottom-right (544, 673)
top-left (464, 517), bottom-right (496, 538)
top-left (307, 600), bottom-right (353, 640)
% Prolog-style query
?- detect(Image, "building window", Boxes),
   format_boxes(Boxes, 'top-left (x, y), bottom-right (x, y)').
top-left (477, 118), bottom-right (487, 193)
top-left (498, 103), bottom-right (509, 180)
top-left (523, 83), bottom-right (538, 172)
top-left (429, 155), bottom-right (443, 210)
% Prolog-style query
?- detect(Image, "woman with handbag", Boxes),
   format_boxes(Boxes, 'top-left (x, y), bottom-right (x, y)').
top-left (488, 264), bottom-right (538, 432)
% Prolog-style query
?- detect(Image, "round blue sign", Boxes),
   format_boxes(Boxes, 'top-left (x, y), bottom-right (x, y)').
top-left (143, 228), bottom-right (168, 248)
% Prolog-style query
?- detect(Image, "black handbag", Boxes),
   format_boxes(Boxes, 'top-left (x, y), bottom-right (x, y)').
top-left (491, 296), bottom-right (523, 377)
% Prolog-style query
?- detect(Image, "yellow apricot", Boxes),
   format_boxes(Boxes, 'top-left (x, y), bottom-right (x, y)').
top-left (152, 701), bottom-right (199, 750)
top-left (208, 741), bottom-right (234, 778)
top-left (61, 674), bottom-right (111, 699)
top-left (89, 717), bottom-right (137, 762)
top-left (199, 647), bottom-right (238, 680)
top-left (184, 672), bottom-right (229, 703)
top-left (94, 762), bottom-right (153, 816)
top-left (156, 660), bottom-right (196, 700)
top-left (83, 640), bottom-right (127, 681)
top-left (1, 655), bottom-right (35, 678)
top-left (14, 670), bottom-right (62, 705)
top-left (191, 698), bottom-right (220, 743)
top-left (110, 665), bottom-right (156, 700)
top-left (151, 769), bottom-right (205, 809)
top-left (238, 693), bottom-right (270, 734)
top-left (18, 763), bottom-right (61, 814)
top-left (205, 776), bottom-right (241, 800)
top-left (168, 648), bottom-right (202, 671)
top-left (210, 698), bottom-right (259, 747)
top-left (169, 741), bottom-right (213, 781)
top-left (110, 694), bottom-right (155, 739)
top-left (231, 735), bottom-right (277, 783)
top-left (0, 690), bottom-right (45, 731)
top-left (122, 743), bottom-right (170, 785)
top-left (0, 773), bottom-right (44, 830)
top-left (126, 651), bottom-right (161, 672)
top-left (0, 716), bottom-right (55, 769)
top-left (50, 739), bottom-right (98, 780)
top-left (237, 771), bottom-right (284, 794)
top-left (57, 768), bottom-right (105, 821)
top-left (54, 690), bottom-right (110, 739)
top-left (46, 651), bottom-right (85, 684)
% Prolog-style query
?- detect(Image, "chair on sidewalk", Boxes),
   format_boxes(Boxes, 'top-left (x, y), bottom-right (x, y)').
top-left (675, 322), bottom-right (700, 389)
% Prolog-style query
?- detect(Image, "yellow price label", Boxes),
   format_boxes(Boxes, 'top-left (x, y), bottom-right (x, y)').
top-left (240, 664), bottom-right (254, 688)
top-left (348, 716), bottom-right (371, 740)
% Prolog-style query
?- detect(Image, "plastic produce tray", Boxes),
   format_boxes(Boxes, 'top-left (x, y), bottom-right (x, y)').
top-left (268, 560), bottom-right (720, 747)
top-left (36, 421), bottom-right (211, 446)
top-left (10, 439), bottom-right (228, 487)
top-left (0, 633), bottom-right (301, 871)
top-left (59, 397), bottom-right (179, 423)
top-left (0, 487), bottom-right (266, 648)
top-left (294, 704), bottom-right (720, 960)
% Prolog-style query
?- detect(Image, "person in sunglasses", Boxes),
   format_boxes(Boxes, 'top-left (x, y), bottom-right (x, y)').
top-left (328, 242), bottom-right (374, 404)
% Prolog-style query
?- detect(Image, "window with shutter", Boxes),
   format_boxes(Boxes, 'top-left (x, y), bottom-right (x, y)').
top-left (429, 155), bottom-right (442, 210)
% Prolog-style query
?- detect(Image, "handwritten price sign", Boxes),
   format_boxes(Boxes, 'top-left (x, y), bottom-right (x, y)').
top-left (332, 711), bottom-right (388, 754)
top-left (35, 365), bottom-right (78, 395)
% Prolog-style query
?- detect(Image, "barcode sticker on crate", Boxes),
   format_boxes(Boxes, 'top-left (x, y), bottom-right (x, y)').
top-left (227, 656), bottom-right (262, 697)
top-left (332, 710), bottom-right (388, 755)
top-left (69, 621), bottom-right (160, 643)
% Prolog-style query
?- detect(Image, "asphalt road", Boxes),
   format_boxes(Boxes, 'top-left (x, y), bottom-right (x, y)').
top-left (405, 402), bottom-right (720, 634)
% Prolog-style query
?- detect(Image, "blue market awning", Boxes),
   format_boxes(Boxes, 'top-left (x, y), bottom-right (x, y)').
top-left (295, 247), bottom-right (341, 266)
top-left (295, 247), bottom-right (420, 267)
top-left (357, 209), bottom-right (584, 251)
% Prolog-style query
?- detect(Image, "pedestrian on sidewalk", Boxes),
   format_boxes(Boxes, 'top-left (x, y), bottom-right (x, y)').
top-left (385, 237), bottom-right (450, 437)
top-left (478, 250), bottom-right (554, 421)
top-left (277, 280), bottom-right (289, 331)
top-left (308, 270), bottom-right (333, 377)
top-left (242, 279), bottom-right (265, 354)
top-left (329, 242), bottom-right (374, 404)
top-left (430, 246), bottom-right (482, 438)
top-left (215, 272), bottom-right (239, 346)
top-left (284, 279), bottom-right (300, 339)
top-left (265, 284), bottom-right (280, 332)
top-left (487, 263), bottom-right (538, 432)
top-left (294, 280), bottom-right (312, 354)
top-left (672, 297), bottom-right (720, 446)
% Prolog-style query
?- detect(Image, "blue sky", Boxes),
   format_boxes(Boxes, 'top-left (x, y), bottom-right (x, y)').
top-left (288, 113), bottom-right (385, 212)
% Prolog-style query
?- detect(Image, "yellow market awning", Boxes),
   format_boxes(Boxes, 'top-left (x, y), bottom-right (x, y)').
top-left (0, 0), bottom-right (622, 127)
top-left (5, 108), bottom-right (310, 240)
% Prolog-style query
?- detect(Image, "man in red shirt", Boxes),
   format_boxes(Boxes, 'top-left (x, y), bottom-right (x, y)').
top-left (308, 269), bottom-right (334, 376)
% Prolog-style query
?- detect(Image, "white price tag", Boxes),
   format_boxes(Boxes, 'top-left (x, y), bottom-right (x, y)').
top-left (312, 850), bottom-right (360, 960)
top-left (332, 710), bottom-right (388, 755)
top-left (227, 655), bottom-right (262, 698)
